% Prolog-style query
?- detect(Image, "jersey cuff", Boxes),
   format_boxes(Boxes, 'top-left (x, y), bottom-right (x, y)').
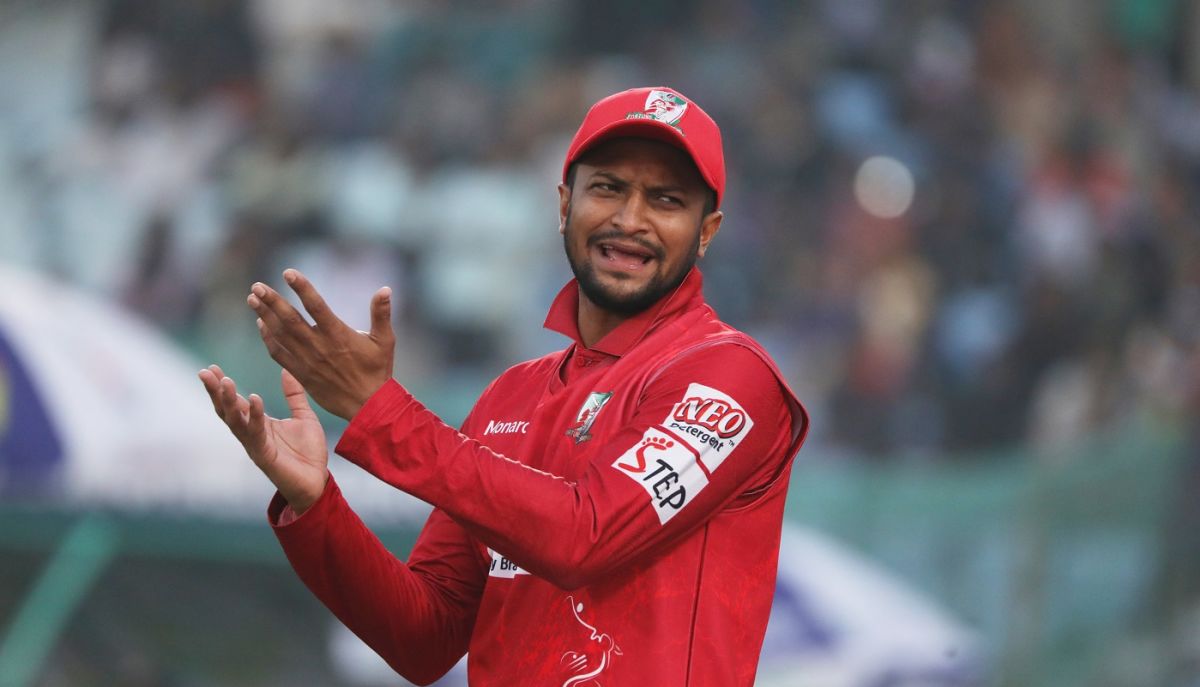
top-left (335, 378), bottom-right (418, 458)
top-left (267, 473), bottom-right (341, 530)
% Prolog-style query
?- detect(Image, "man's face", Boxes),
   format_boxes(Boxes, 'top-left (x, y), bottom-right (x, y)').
top-left (559, 138), bottom-right (722, 315)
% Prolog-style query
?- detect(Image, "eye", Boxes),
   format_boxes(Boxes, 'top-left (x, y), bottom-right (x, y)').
top-left (656, 193), bottom-right (683, 207)
top-left (590, 181), bottom-right (619, 194)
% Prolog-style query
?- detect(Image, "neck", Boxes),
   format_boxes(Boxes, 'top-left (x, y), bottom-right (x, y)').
top-left (576, 291), bottom-right (634, 348)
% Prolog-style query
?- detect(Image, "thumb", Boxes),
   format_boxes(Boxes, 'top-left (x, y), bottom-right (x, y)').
top-left (369, 286), bottom-right (394, 341)
top-left (280, 368), bottom-right (317, 420)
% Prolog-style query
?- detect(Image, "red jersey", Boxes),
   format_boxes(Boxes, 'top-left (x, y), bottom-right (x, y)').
top-left (270, 268), bottom-right (808, 686)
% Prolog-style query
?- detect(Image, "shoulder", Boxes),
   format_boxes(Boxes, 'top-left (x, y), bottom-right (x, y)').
top-left (641, 326), bottom-right (810, 443)
top-left (637, 336), bottom-right (801, 487)
top-left (647, 339), bottom-right (786, 410)
top-left (652, 329), bottom-right (782, 393)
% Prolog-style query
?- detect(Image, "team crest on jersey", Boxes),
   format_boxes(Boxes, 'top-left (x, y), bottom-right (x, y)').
top-left (625, 89), bottom-right (688, 129)
top-left (565, 391), bottom-right (613, 444)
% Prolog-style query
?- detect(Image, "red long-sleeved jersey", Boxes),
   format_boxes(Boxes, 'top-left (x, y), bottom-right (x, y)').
top-left (269, 268), bottom-right (808, 686)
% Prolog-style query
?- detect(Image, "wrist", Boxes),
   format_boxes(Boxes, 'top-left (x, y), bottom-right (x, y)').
top-left (337, 398), bottom-right (364, 421)
top-left (341, 378), bottom-right (390, 420)
top-left (285, 472), bottom-right (329, 516)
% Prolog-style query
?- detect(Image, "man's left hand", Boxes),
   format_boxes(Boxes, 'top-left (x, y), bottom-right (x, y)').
top-left (248, 269), bottom-right (395, 420)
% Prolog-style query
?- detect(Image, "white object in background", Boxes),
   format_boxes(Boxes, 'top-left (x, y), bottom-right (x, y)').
top-left (0, 265), bottom-right (272, 514)
top-left (758, 524), bottom-right (986, 686)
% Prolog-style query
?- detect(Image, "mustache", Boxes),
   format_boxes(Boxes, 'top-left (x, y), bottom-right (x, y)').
top-left (585, 230), bottom-right (665, 261)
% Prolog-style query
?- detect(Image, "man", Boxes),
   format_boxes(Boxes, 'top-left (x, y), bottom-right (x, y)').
top-left (200, 86), bottom-right (808, 686)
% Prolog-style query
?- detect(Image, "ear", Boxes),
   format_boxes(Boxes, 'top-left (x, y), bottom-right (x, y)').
top-left (696, 210), bottom-right (724, 258)
top-left (557, 183), bottom-right (571, 235)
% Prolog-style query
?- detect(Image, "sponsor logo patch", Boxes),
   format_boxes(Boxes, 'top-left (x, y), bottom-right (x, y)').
top-left (487, 548), bottom-right (529, 579)
top-left (663, 383), bottom-right (754, 473)
top-left (484, 419), bottom-right (529, 436)
top-left (612, 427), bottom-right (709, 524)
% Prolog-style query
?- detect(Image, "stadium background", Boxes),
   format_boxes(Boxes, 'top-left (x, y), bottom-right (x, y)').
top-left (0, 0), bottom-right (1198, 685)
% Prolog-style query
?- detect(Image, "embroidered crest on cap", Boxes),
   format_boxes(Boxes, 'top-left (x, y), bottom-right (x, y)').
top-left (625, 89), bottom-right (688, 128)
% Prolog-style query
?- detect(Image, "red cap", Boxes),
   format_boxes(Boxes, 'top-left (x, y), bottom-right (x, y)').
top-left (562, 86), bottom-right (725, 208)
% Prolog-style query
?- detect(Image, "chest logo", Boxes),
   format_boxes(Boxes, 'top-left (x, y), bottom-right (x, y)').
top-left (565, 391), bottom-right (613, 444)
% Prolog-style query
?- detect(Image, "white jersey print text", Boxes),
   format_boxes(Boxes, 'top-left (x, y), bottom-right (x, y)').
top-left (486, 548), bottom-right (529, 579)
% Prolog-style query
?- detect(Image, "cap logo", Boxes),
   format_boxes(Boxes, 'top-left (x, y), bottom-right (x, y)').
top-left (625, 89), bottom-right (688, 129)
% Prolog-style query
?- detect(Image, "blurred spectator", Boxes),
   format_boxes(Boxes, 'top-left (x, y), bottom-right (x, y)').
top-left (0, 0), bottom-right (1196, 468)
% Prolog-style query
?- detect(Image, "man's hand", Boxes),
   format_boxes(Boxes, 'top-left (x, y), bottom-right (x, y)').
top-left (248, 269), bottom-right (395, 419)
top-left (198, 365), bottom-right (329, 514)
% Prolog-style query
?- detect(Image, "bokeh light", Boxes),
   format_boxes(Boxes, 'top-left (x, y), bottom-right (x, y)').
top-left (853, 155), bottom-right (915, 219)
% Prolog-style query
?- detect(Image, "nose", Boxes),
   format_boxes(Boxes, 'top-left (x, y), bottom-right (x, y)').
top-left (610, 192), bottom-right (651, 234)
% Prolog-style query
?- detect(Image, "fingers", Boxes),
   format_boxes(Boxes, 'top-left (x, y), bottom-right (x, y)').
top-left (255, 317), bottom-right (303, 371)
top-left (369, 286), bottom-right (394, 342)
top-left (244, 392), bottom-right (272, 459)
top-left (247, 281), bottom-right (316, 349)
top-left (197, 365), bottom-right (282, 460)
top-left (283, 269), bottom-right (344, 331)
top-left (218, 376), bottom-right (250, 432)
top-left (198, 364), bottom-right (228, 417)
top-left (279, 368), bottom-right (317, 420)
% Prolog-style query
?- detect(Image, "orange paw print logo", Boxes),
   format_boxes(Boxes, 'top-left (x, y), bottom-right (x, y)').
top-left (615, 435), bottom-right (673, 473)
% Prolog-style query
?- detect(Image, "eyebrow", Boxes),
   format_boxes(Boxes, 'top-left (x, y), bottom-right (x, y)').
top-left (589, 170), bottom-right (628, 186)
top-left (588, 170), bottom-right (689, 196)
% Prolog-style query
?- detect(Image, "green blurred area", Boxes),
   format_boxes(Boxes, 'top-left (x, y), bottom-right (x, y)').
top-left (1, 421), bottom-right (1192, 687)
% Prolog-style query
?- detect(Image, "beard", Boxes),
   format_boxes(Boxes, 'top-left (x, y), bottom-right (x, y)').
top-left (562, 213), bottom-right (701, 316)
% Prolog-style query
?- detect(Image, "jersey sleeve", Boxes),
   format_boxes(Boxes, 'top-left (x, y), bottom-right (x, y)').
top-left (334, 343), bottom-right (798, 590)
top-left (270, 475), bottom-right (487, 685)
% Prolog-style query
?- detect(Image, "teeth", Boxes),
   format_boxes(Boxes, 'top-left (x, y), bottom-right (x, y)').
top-left (597, 243), bottom-right (653, 266)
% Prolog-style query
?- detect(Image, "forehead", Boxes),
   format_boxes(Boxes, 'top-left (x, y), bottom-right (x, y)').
top-left (574, 137), bottom-right (708, 191)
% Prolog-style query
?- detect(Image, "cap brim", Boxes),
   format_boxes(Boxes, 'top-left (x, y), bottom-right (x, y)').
top-left (567, 119), bottom-right (719, 197)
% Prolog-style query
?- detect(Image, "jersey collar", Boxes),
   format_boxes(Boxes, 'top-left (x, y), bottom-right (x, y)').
top-left (543, 267), bottom-right (706, 357)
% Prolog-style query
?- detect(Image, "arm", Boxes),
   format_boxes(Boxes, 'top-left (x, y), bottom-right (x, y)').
top-left (236, 272), bottom-right (799, 587)
top-left (271, 480), bottom-right (485, 686)
top-left (197, 365), bottom-right (484, 685)
top-left (337, 345), bottom-right (797, 590)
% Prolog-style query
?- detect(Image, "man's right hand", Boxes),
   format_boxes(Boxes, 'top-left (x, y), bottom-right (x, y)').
top-left (198, 364), bottom-right (329, 514)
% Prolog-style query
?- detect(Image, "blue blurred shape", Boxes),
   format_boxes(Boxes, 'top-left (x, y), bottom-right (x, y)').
top-left (0, 324), bottom-right (63, 496)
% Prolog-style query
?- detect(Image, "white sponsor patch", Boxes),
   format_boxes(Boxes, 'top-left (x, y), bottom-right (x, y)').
top-left (612, 427), bottom-right (709, 524)
top-left (487, 548), bottom-right (529, 578)
top-left (662, 383), bottom-right (754, 473)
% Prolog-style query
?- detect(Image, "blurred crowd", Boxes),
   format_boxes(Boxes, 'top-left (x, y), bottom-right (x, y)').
top-left (2, 0), bottom-right (1198, 462)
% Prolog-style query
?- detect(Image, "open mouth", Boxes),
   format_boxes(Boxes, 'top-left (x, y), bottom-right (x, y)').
top-left (595, 241), bottom-right (657, 272)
